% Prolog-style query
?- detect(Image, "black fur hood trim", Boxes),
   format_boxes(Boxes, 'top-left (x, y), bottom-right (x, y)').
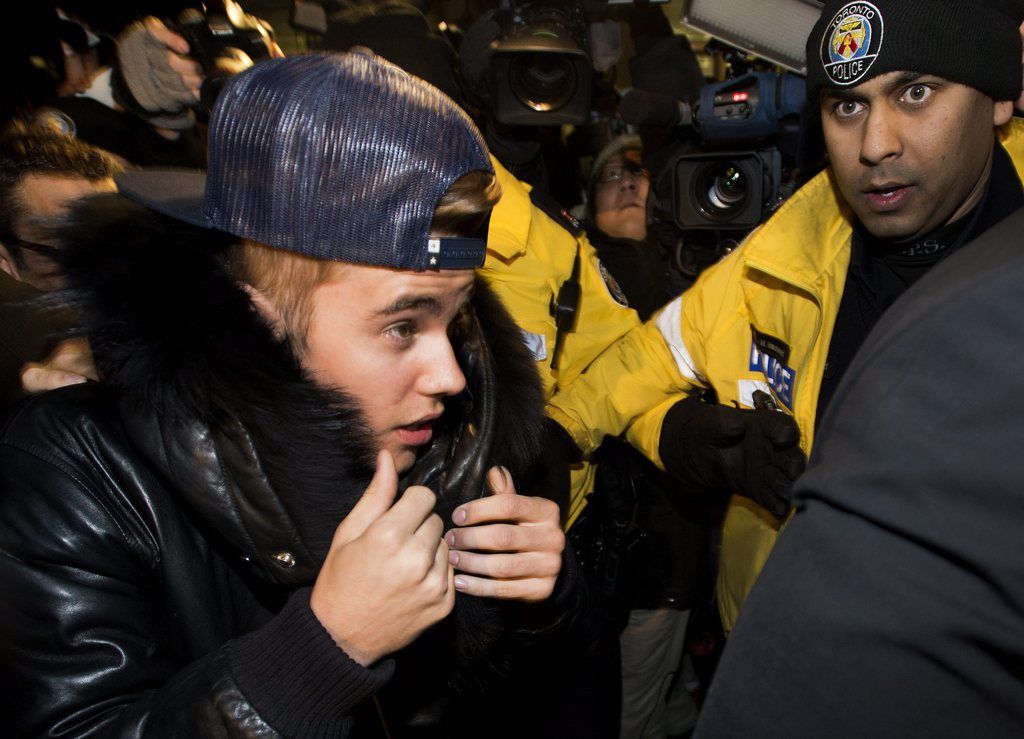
top-left (55, 193), bottom-right (546, 587)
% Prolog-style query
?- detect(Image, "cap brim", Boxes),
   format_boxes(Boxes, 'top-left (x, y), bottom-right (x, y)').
top-left (115, 169), bottom-right (211, 229)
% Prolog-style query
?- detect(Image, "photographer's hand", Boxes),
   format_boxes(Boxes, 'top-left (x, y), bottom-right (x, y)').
top-left (143, 17), bottom-right (203, 101)
top-left (115, 17), bottom-right (201, 127)
top-left (21, 338), bottom-right (96, 394)
top-left (445, 466), bottom-right (564, 602)
top-left (310, 451), bottom-right (454, 666)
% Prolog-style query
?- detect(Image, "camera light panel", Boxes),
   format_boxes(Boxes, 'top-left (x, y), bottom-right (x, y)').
top-left (681, 0), bottom-right (824, 74)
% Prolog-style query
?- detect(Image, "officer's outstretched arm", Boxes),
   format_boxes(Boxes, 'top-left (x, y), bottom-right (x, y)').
top-left (546, 297), bottom-right (699, 455)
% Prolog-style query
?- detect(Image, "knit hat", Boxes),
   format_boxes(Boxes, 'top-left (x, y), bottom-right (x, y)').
top-left (806, 0), bottom-right (1024, 102)
top-left (116, 52), bottom-right (493, 271)
top-left (586, 134), bottom-right (642, 221)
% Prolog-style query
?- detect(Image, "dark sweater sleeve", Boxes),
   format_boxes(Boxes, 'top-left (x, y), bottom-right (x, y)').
top-left (230, 588), bottom-right (394, 737)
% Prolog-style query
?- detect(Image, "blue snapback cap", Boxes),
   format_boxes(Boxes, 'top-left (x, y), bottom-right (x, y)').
top-left (116, 51), bottom-right (493, 270)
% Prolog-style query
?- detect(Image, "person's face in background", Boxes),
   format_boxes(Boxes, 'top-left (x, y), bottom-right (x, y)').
top-left (594, 149), bottom-right (650, 241)
top-left (0, 173), bottom-right (116, 291)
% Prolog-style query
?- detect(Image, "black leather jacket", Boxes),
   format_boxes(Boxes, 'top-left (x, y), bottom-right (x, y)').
top-left (0, 386), bottom-right (393, 737)
top-left (0, 197), bottom-right (555, 737)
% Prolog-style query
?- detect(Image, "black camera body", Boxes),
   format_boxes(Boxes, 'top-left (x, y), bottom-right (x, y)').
top-left (173, 0), bottom-right (274, 111)
top-left (652, 70), bottom-right (805, 232)
top-left (671, 148), bottom-right (782, 230)
top-left (490, 2), bottom-right (592, 126)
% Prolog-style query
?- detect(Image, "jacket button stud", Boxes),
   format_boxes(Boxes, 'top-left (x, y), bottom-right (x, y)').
top-left (273, 551), bottom-right (296, 568)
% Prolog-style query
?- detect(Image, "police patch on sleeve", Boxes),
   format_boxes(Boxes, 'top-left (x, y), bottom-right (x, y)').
top-left (598, 260), bottom-right (629, 307)
top-left (820, 2), bottom-right (884, 87)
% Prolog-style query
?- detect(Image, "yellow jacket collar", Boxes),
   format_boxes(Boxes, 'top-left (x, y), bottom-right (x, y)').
top-left (487, 155), bottom-right (531, 261)
top-left (741, 117), bottom-right (1024, 293)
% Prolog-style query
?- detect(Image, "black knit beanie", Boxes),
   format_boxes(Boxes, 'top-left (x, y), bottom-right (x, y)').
top-left (806, 0), bottom-right (1024, 102)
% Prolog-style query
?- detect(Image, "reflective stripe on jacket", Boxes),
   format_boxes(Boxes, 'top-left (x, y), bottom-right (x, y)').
top-left (548, 119), bottom-right (1024, 627)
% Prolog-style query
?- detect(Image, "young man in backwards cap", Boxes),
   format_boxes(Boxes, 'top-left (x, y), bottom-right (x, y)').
top-left (0, 52), bottom-right (568, 736)
top-left (545, 0), bottom-right (1024, 632)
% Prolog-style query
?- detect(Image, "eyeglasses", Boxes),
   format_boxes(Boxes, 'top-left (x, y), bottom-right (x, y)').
top-left (13, 238), bottom-right (60, 258)
top-left (14, 239), bottom-right (60, 257)
top-left (596, 162), bottom-right (650, 185)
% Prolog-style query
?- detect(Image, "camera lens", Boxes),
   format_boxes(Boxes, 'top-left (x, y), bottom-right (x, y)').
top-left (696, 162), bottom-right (749, 218)
top-left (509, 53), bottom-right (577, 112)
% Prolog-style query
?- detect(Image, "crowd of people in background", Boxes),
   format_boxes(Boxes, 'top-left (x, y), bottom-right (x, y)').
top-left (3, 1), bottom-right (1024, 737)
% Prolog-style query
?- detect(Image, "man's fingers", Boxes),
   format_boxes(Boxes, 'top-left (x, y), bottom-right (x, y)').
top-left (451, 467), bottom-right (558, 527)
top-left (412, 510), bottom-right (444, 552)
top-left (20, 365), bottom-right (88, 395)
top-left (382, 484), bottom-right (439, 537)
top-left (166, 53), bottom-right (203, 79)
top-left (143, 15), bottom-right (203, 100)
top-left (165, 62), bottom-right (203, 93)
top-left (452, 574), bottom-right (555, 602)
top-left (434, 538), bottom-right (457, 615)
top-left (145, 16), bottom-right (189, 54)
top-left (487, 465), bottom-right (515, 495)
top-left (179, 76), bottom-right (202, 99)
top-left (449, 549), bottom-right (562, 580)
top-left (434, 537), bottom-right (454, 589)
top-left (446, 522), bottom-right (563, 554)
top-left (453, 489), bottom-right (559, 527)
top-left (48, 338), bottom-right (98, 380)
top-left (333, 450), bottom-right (398, 546)
top-left (163, 55), bottom-right (203, 99)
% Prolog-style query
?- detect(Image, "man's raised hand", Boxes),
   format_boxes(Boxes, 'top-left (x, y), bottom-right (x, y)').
top-left (445, 466), bottom-right (564, 602)
top-left (310, 450), bottom-right (454, 666)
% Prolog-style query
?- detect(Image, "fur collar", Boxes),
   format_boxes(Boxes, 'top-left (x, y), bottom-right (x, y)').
top-left (56, 194), bottom-right (546, 587)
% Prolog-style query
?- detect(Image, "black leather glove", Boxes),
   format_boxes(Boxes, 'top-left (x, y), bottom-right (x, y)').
top-left (658, 395), bottom-right (806, 517)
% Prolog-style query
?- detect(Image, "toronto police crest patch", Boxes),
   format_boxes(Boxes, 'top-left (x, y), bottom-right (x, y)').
top-left (598, 260), bottom-right (629, 307)
top-left (820, 1), bottom-right (884, 87)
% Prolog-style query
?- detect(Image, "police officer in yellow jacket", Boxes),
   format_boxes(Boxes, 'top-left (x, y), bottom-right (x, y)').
top-left (548, 0), bottom-right (1024, 631)
top-left (480, 157), bottom-right (652, 736)
top-left (483, 156), bottom-right (646, 526)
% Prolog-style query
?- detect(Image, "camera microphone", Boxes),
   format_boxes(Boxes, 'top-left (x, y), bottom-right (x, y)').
top-left (619, 88), bottom-right (693, 128)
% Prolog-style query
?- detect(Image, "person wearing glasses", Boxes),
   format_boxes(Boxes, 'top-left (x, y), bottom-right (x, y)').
top-left (584, 136), bottom-right (666, 319)
top-left (0, 122), bottom-right (118, 291)
top-left (0, 122), bottom-right (117, 407)
top-left (579, 135), bottom-right (709, 739)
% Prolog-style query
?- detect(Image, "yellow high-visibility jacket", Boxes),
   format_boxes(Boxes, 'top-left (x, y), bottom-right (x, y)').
top-left (482, 158), bottom-right (642, 525)
top-left (547, 119), bottom-right (1024, 628)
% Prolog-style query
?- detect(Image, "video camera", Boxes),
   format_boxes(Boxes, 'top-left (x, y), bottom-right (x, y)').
top-left (655, 67), bottom-right (807, 231)
top-left (647, 0), bottom-right (823, 233)
top-left (464, 0), bottom-right (672, 127)
top-left (487, 1), bottom-right (593, 126)
top-left (171, 0), bottom-right (275, 112)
